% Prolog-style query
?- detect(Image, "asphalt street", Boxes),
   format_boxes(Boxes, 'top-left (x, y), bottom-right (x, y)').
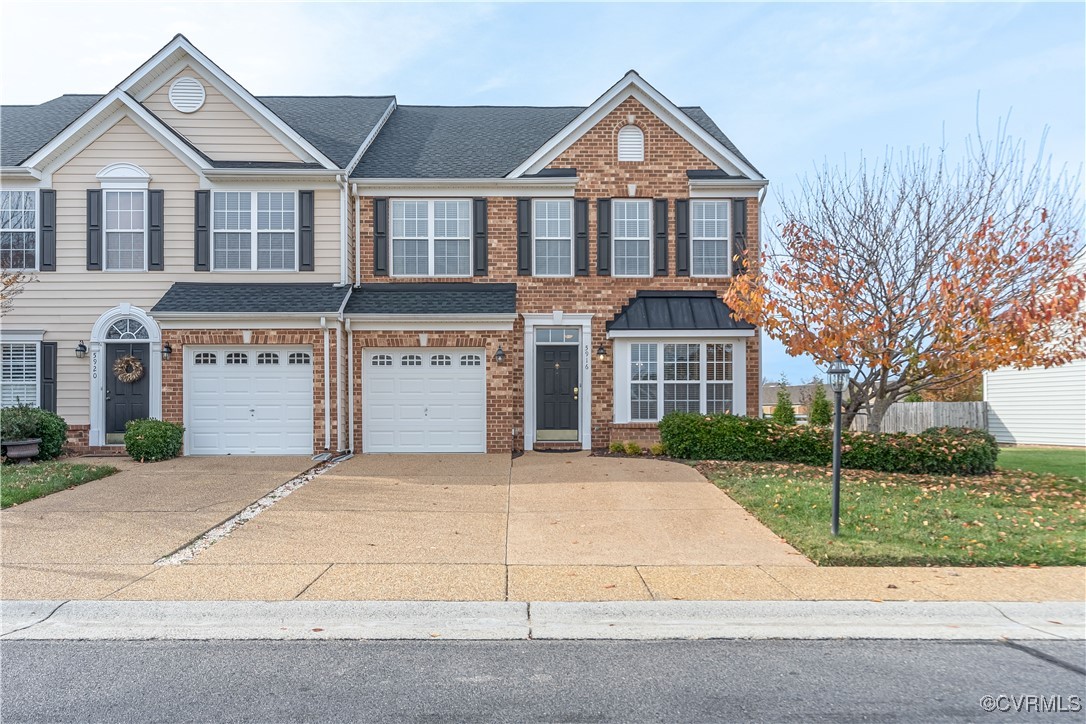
top-left (2, 639), bottom-right (1084, 722)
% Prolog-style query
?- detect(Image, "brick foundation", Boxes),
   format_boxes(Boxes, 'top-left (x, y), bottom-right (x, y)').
top-left (607, 423), bottom-right (662, 448)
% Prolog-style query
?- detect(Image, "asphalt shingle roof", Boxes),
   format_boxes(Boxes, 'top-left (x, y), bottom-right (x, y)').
top-left (0, 94), bottom-right (101, 166)
top-left (151, 283), bottom-right (350, 314)
top-left (345, 283), bottom-right (517, 315)
top-left (259, 96), bottom-right (394, 168)
top-left (607, 290), bottom-right (755, 332)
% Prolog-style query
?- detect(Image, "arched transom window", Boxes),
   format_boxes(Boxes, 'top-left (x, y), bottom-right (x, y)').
top-left (106, 318), bottom-right (149, 340)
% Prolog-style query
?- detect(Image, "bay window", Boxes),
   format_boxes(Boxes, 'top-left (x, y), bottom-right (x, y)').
top-left (212, 191), bottom-right (297, 271)
top-left (624, 341), bottom-right (736, 421)
top-left (391, 199), bottom-right (471, 277)
top-left (0, 190), bottom-right (37, 271)
top-left (691, 200), bottom-right (730, 276)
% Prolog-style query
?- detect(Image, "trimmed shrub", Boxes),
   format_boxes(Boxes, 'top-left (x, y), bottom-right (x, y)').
top-left (124, 419), bottom-right (184, 462)
top-left (658, 412), bottom-right (998, 476)
top-left (771, 387), bottom-right (796, 425)
top-left (609, 441), bottom-right (625, 454)
top-left (650, 443), bottom-right (667, 456)
top-left (809, 385), bottom-right (832, 427)
top-left (0, 406), bottom-right (68, 460)
top-left (624, 441), bottom-right (643, 456)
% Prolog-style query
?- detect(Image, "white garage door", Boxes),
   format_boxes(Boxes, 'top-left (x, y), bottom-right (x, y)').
top-left (186, 346), bottom-right (314, 455)
top-left (363, 348), bottom-right (486, 453)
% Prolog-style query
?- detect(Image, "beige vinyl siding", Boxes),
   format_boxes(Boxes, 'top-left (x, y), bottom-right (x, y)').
top-left (985, 359), bottom-right (1086, 447)
top-left (2, 115), bottom-right (341, 425)
top-left (143, 66), bottom-right (301, 163)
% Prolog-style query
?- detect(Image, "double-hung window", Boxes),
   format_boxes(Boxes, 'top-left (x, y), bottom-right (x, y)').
top-left (612, 199), bottom-right (651, 277)
top-left (212, 191), bottom-right (297, 271)
top-left (104, 190), bottom-right (146, 271)
top-left (1, 342), bottom-right (38, 408)
top-left (533, 199), bottom-right (572, 276)
top-left (391, 199), bottom-right (471, 277)
top-left (691, 200), bottom-right (729, 276)
top-left (626, 342), bottom-right (735, 421)
top-left (0, 190), bottom-right (37, 271)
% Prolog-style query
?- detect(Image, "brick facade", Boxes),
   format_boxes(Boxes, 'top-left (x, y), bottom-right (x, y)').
top-left (350, 98), bottom-right (761, 452)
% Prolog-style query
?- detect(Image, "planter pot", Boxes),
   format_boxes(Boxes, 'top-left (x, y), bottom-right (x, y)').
top-left (2, 438), bottom-right (41, 463)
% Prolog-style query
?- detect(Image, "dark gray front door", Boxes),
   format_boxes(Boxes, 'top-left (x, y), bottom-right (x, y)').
top-left (106, 343), bottom-right (150, 440)
top-left (536, 345), bottom-right (578, 441)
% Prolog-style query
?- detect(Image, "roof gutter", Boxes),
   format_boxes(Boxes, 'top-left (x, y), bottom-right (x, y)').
top-left (0, 167), bottom-right (42, 180)
top-left (202, 168), bottom-right (343, 178)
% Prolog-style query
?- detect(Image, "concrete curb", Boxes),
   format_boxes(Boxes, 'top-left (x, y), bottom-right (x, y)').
top-left (2, 600), bottom-right (1083, 641)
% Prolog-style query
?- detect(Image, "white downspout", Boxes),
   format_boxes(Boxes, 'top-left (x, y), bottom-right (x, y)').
top-left (345, 317), bottom-right (355, 452)
top-left (353, 183), bottom-right (360, 286)
top-left (321, 316), bottom-right (331, 451)
top-left (337, 174), bottom-right (348, 286)
top-left (336, 323), bottom-right (345, 452)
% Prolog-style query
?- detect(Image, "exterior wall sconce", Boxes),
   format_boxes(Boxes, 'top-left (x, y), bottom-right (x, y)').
top-left (75, 341), bottom-right (87, 359)
top-left (494, 346), bottom-right (506, 364)
top-left (162, 343), bottom-right (173, 361)
top-left (596, 344), bottom-right (607, 361)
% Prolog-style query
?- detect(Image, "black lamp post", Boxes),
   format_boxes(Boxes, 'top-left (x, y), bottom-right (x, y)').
top-left (827, 355), bottom-right (849, 537)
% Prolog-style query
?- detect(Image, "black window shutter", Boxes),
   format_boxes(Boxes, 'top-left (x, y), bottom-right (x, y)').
top-left (39, 190), bottom-right (56, 272)
top-left (596, 199), bottom-right (611, 276)
top-left (675, 199), bottom-right (690, 276)
top-left (193, 190), bottom-right (210, 271)
top-left (574, 198), bottom-right (589, 276)
top-left (298, 190), bottom-right (315, 271)
top-left (732, 198), bottom-right (747, 275)
top-left (147, 189), bottom-right (164, 271)
top-left (473, 198), bottom-right (488, 276)
top-left (653, 198), bottom-right (668, 276)
top-left (86, 189), bottom-right (102, 270)
top-left (373, 197), bottom-right (389, 276)
top-left (516, 198), bottom-right (531, 276)
top-left (40, 342), bottom-right (57, 413)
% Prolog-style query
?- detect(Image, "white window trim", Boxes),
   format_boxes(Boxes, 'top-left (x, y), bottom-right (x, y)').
top-left (0, 188), bottom-right (40, 272)
top-left (1, 339), bottom-right (41, 409)
top-left (390, 199), bottom-right (473, 278)
top-left (102, 189), bottom-right (149, 272)
top-left (88, 303), bottom-right (162, 447)
top-left (691, 199), bottom-right (732, 279)
top-left (612, 198), bottom-right (653, 278)
top-left (531, 198), bottom-right (574, 278)
top-left (211, 190), bottom-right (300, 272)
top-left (612, 338), bottom-right (747, 423)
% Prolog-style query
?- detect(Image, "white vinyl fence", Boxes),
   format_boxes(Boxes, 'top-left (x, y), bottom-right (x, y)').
top-left (850, 402), bottom-right (988, 434)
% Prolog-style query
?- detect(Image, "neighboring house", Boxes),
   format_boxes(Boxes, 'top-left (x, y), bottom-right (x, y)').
top-left (760, 381), bottom-right (832, 420)
top-left (984, 360), bottom-right (1086, 447)
top-left (0, 35), bottom-right (766, 456)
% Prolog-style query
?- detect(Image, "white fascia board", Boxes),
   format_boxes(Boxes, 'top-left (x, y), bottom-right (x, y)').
top-left (345, 99), bottom-right (397, 177)
top-left (689, 178), bottom-right (768, 199)
top-left (346, 315), bottom-right (516, 331)
top-left (118, 35), bottom-right (338, 170)
top-left (509, 71), bottom-right (763, 181)
top-left (27, 93), bottom-right (211, 175)
top-left (350, 177), bottom-right (578, 198)
top-left (153, 314), bottom-right (327, 329)
top-left (607, 328), bottom-right (757, 339)
top-left (0, 329), bottom-right (46, 342)
top-left (202, 169), bottom-right (344, 186)
top-left (0, 167), bottom-right (41, 181)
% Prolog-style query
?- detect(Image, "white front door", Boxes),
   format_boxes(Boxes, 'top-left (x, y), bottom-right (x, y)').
top-left (362, 348), bottom-right (486, 453)
top-left (185, 346), bottom-right (314, 455)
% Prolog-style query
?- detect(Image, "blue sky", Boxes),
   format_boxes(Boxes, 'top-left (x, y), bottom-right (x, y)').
top-left (3, 2), bottom-right (1083, 382)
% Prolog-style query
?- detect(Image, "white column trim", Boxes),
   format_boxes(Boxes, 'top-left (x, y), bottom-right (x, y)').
top-left (522, 313), bottom-right (594, 450)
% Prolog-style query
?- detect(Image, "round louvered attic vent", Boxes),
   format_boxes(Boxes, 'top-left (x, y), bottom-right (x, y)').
top-left (168, 77), bottom-right (205, 113)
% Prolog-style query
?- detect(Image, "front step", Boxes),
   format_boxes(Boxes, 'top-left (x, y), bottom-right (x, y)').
top-left (532, 442), bottom-right (583, 452)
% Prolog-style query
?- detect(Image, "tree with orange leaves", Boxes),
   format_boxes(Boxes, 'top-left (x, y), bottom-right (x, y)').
top-left (726, 123), bottom-right (1085, 432)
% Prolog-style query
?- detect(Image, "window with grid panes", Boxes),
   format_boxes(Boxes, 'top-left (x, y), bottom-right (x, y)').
top-left (391, 200), bottom-right (471, 276)
top-left (612, 199), bottom-right (651, 276)
top-left (533, 199), bottom-right (572, 276)
top-left (0, 191), bottom-right (36, 270)
top-left (691, 200), bottom-right (729, 276)
top-left (212, 191), bottom-right (297, 270)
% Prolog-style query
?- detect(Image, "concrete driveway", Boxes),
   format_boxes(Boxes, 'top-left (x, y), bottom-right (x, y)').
top-left (1, 456), bottom-right (314, 600)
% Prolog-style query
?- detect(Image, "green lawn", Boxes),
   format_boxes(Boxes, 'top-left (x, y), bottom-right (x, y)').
top-left (1, 461), bottom-right (118, 509)
top-left (701, 460), bottom-right (1085, 566)
top-left (997, 447), bottom-right (1085, 480)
